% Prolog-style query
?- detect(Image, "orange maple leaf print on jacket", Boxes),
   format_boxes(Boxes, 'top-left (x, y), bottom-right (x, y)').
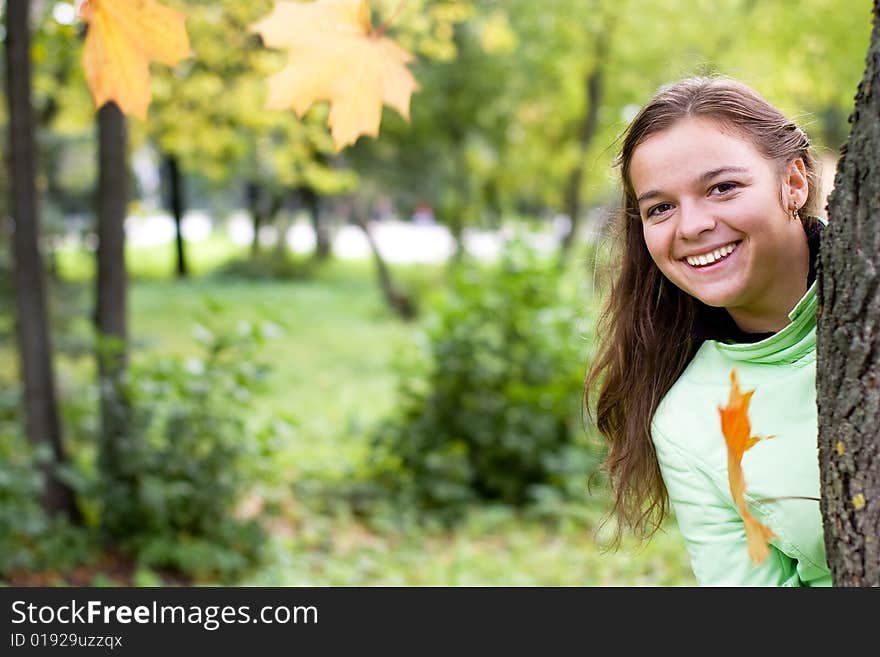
top-left (718, 368), bottom-right (776, 564)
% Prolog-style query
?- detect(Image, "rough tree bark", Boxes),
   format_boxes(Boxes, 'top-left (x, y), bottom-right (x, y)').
top-left (163, 154), bottom-right (188, 278)
top-left (95, 102), bottom-right (130, 490)
top-left (817, 0), bottom-right (880, 586)
top-left (5, 0), bottom-right (80, 521)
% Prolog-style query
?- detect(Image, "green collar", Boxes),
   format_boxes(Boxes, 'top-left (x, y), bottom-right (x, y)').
top-left (712, 280), bottom-right (817, 364)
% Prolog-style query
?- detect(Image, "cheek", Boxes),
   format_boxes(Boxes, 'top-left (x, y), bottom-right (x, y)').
top-left (642, 227), bottom-right (670, 267)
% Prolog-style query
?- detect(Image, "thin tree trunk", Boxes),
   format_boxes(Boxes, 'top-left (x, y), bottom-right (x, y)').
top-left (274, 212), bottom-right (291, 256)
top-left (558, 36), bottom-right (607, 263)
top-left (247, 182), bottom-right (285, 258)
top-left (817, 0), bottom-right (880, 586)
top-left (349, 199), bottom-right (415, 320)
top-left (266, 192), bottom-right (284, 250)
top-left (247, 181), bottom-right (263, 257)
top-left (5, 0), bottom-right (80, 522)
top-left (96, 102), bottom-right (130, 489)
top-left (163, 154), bottom-right (188, 278)
top-left (447, 212), bottom-right (465, 263)
top-left (303, 187), bottom-right (331, 260)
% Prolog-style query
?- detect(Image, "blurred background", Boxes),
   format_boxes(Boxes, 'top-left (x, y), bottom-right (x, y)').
top-left (0, 0), bottom-right (871, 585)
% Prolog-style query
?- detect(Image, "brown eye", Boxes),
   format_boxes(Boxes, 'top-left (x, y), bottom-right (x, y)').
top-left (712, 182), bottom-right (737, 194)
top-left (647, 203), bottom-right (673, 219)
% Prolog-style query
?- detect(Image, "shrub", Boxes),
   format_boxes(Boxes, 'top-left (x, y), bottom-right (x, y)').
top-left (368, 238), bottom-right (600, 520)
top-left (213, 251), bottom-right (316, 280)
top-left (0, 386), bottom-right (91, 579)
top-left (88, 319), bottom-right (281, 581)
top-left (1, 317), bottom-right (281, 583)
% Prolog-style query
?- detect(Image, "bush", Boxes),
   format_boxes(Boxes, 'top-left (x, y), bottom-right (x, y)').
top-left (1, 317), bottom-right (281, 583)
top-left (213, 251), bottom-right (316, 280)
top-left (368, 238), bottom-right (600, 521)
top-left (0, 386), bottom-right (92, 579)
top-left (85, 319), bottom-right (282, 581)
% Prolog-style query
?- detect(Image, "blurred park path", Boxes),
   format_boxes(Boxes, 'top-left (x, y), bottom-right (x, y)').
top-left (119, 212), bottom-right (574, 264)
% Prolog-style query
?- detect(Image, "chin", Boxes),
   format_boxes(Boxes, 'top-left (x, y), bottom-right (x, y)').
top-left (695, 296), bottom-right (734, 309)
top-left (680, 284), bottom-right (744, 309)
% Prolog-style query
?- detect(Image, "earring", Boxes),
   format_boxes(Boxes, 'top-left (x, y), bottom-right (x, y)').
top-left (790, 204), bottom-right (800, 222)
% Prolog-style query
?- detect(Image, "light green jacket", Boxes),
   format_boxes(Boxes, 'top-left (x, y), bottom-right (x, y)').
top-left (651, 281), bottom-right (831, 586)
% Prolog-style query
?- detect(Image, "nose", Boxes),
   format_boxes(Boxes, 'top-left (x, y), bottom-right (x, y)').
top-left (675, 200), bottom-right (716, 240)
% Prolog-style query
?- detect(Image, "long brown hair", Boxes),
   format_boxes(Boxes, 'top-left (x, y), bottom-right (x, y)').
top-left (585, 76), bottom-right (823, 544)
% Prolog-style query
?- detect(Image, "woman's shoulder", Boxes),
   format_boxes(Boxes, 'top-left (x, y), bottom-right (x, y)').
top-left (651, 342), bottom-right (729, 445)
top-left (652, 344), bottom-right (819, 509)
top-left (651, 339), bottom-right (817, 463)
top-left (650, 344), bottom-right (731, 473)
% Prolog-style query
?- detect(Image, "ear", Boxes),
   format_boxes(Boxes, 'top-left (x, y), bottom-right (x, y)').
top-left (784, 157), bottom-right (809, 212)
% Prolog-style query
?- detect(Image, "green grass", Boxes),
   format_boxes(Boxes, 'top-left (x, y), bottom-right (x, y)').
top-left (244, 505), bottom-right (695, 586)
top-left (126, 273), bottom-right (422, 480)
top-left (7, 237), bottom-right (696, 586)
top-left (55, 234), bottom-right (251, 281)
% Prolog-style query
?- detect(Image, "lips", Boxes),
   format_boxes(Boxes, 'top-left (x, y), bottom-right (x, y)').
top-left (682, 241), bottom-right (741, 268)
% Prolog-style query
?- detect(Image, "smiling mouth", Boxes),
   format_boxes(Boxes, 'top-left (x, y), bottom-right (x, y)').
top-left (683, 241), bottom-right (741, 268)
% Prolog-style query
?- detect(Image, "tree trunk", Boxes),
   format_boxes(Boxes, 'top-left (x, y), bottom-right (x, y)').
top-left (95, 102), bottom-right (130, 488)
top-left (247, 181), bottom-right (263, 257)
top-left (558, 35), bottom-right (607, 263)
top-left (266, 192), bottom-right (284, 251)
top-left (817, 0), bottom-right (880, 586)
top-left (163, 154), bottom-right (188, 278)
top-left (5, 0), bottom-right (80, 522)
top-left (348, 199), bottom-right (416, 320)
top-left (303, 187), bottom-right (331, 260)
top-left (246, 182), bottom-right (283, 257)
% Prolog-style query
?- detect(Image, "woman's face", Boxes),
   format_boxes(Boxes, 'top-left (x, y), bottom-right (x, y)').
top-left (629, 117), bottom-right (810, 332)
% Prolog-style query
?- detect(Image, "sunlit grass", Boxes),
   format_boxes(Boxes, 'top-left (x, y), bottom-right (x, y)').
top-left (55, 234), bottom-right (249, 282)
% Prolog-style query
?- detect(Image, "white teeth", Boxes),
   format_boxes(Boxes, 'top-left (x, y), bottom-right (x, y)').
top-left (686, 242), bottom-right (737, 267)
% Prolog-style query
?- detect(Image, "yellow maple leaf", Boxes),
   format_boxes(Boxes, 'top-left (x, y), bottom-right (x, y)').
top-left (81, 0), bottom-right (192, 120)
top-left (251, 0), bottom-right (419, 150)
top-left (718, 369), bottom-right (776, 564)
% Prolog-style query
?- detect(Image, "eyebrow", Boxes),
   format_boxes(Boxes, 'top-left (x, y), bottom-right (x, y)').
top-left (636, 166), bottom-right (750, 205)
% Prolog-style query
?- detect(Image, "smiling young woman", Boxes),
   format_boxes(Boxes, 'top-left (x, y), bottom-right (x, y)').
top-left (632, 118), bottom-right (812, 333)
top-left (585, 77), bottom-right (830, 586)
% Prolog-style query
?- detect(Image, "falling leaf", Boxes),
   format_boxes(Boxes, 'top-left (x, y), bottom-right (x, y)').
top-left (80, 0), bottom-right (192, 120)
top-left (718, 369), bottom-right (776, 564)
top-left (251, 0), bottom-right (419, 150)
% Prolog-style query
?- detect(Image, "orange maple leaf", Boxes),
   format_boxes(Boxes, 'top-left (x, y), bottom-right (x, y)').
top-left (718, 369), bottom-right (776, 564)
top-left (80, 0), bottom-right (192, 120)
top-left (251, 0), bottom-right (419, 150)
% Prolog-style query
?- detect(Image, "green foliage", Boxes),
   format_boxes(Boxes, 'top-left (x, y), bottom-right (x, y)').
top-left (0, 281), bottom-right (284, 582)
top-left (368, 239), bottom-right (599, 519)
top-left (212, 250), bottom-right (317, 281)
top-left (83, 318), bottom-right (280, 582)
top-left (0, 386), bottom-right (92, 578)
top-left (148, 0), bottom-right (356, 198)
top-left (353, 0), bottom-right (871, 239)
top-left (5, 240), bottom-right (698, 584)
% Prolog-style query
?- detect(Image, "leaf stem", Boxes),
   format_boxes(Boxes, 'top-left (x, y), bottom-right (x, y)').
top-left (374, 0), bottom-right (409, 38)
top-left (755, 496), bottom-right (820, 504)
